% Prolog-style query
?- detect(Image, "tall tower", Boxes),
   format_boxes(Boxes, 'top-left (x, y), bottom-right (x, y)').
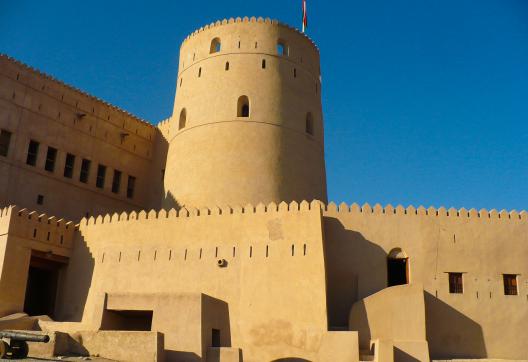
top-left (163, 17), bottom-right (327, 209)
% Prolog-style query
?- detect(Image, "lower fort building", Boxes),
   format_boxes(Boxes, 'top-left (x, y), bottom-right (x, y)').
top-left (0, 17), bottom-right (526, 362)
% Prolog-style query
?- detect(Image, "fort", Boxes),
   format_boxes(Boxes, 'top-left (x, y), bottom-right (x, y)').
top-left (0, 16), bottom-right (526, 362)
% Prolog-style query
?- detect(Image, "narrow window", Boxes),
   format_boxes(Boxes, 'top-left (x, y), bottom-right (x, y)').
top-left (254, 42), bottom-right (258, 49)
top-left (198, 67), bottom-right (202, 77)
top-left (96, 164), bottom-right (106, 189)
top-left (504, 274), bottom-right (518, 295)
top-left (210, 38), bottom-right (221, 53)
top-left (305, 112), bottom-right (314, 135)
top-left (64, 153), bottom-right (75, 178)
top-left (111, 170), bottom-right (122, 194)
top-left (179, 109), bottom-right (187, 130)
top-left (449, 273), bottom-right (463, 294)
top-left (127, 176), bottom-right (136, 199)
top-left (0, 130), bottom-right (12, 157)
top-left (36, 194), bottom-right (44, 205)
top-left (293, 68), bottom-right (297, 78)
top-left (237, 96), bottom-right (250, 118)
top-left (225, 62), bottom-right (230, 71)
top-left (277, 41), bottom-right (288, 56)
top-left (80, 159), bottom-right (91, 183)
top-left (262, 59), bottom-right (266, 69)
top-left (44, 147), bottom-right (57, 172)
top-left (238, 41), bottom-right (241, 49)
top-left (26, 140), bottom-right (39, 166)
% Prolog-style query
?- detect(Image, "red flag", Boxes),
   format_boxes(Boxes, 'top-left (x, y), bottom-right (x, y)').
top-left (302, 0), bottom-right (308, 33)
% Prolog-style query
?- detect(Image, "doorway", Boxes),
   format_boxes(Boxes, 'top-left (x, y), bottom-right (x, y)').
top-left (387, 257), bottom-right (409, 287)
top-left (23, 252), bottom-right (66, 318)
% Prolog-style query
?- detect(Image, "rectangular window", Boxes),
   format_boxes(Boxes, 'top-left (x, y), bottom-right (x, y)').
top-left (0, 130), bottom-right (12, 157)
top-left (64, 153), bottom-right (75, 178)
top-left (36, 194), bottom-right (44, 205)
top-left (448, 272), bottom-right (463, 294)
top-left (80, 159), bottom-right (91, 183)
top-left (503, 274), bottom-right (518, 295)
top-left (111, 170), bottom-right (121, 194)
top-left (26, 140), bottom-right (39, 166)
top-left (127, 176), bottom-right (136, 199)
top-left (44, 147), bottom-right (58, 172)
top-left (96, 164), bottom-right (106, 189)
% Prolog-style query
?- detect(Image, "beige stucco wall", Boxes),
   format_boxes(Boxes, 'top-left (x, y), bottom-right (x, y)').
top-left (0, 55), bottom-right (167, 220)
top-left (163, 17), bottom-right (327, 209)
top-left (323, 203), bottom-right (528, 360)
top-left (56, 201), bottom-right (359, 361)
top-left (0, 206), bottom-right (74, 316)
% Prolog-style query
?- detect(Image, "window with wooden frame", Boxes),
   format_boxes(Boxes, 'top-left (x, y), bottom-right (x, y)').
top-left (503, 274), bottom-right (518, 295)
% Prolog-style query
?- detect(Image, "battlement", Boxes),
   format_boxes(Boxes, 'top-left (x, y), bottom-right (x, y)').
top-left (322, 202), bottom-right (528, 221)
top-left (79, 200), bottom-right (528, 228)
top-left (0, 205), bottom-right (75, 249)
top-left (80, 200), bottom-right (324, 227)
top-left (0, 54), bottom-right (154, 132)
top-left (182, 17), bottom-right (319, 51)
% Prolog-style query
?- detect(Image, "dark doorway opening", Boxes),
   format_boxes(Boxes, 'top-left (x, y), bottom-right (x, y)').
top-left (101, 310), bottom-right (153, 331)
top-left (24, 253), bottom-right (66, 318)
top-left (212, 328), bottom-right (221, 347)
top-left (387, 258), bottom-right (408, 287)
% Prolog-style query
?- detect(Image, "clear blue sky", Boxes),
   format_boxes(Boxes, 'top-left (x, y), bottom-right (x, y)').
top-left (1, 1), bottom-right (527, 210)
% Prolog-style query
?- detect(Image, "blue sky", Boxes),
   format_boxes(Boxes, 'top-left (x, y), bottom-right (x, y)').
top-left (1, 0), bottom-right (527, 210)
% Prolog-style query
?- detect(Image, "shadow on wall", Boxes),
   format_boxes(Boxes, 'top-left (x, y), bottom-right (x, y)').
top-left (323, 217), bottom-right (387, 328)
top-left (163, 191), bottom-right (183, 211)
top-left (424, 291), bottom-right (487, 359)
top-left (394, 347), bottom-right (421, 362)
top-left (55, 234), bottom-right (94, 322)
top-left (165, 351), bottom-right (201, 361)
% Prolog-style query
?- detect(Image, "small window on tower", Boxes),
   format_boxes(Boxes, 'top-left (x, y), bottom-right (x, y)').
top-left (64, 153), bottom-right (75, 178)
top-left (262, 59), bottom-right (266, 69)
top-left (0, 129), bottom-right (12, 157)
top-left (127, 176), bottom-right (136, 199)
top-left (277, 41), bottom-right (288, 56)
top-left (179, 109), bottom-right (187, 130)
top-left (26, 140), bottom-right (39, 166)
top-left (112, 169), bottom-right (122, 194)
top-left (305, 112), bottom-right (314, 135)
top-left (80, 158), bottom-right (91, 183)
top-left (448, 272), bottom-right (463, 294)
top-left (44, 146), bottom-right (57, 172)
top-left (503, 274), bottom-right (518, 295)
top-left (225, 62), bottom-right (230, 71)
top-left (96, 164), bottom-right (106, 189)
top-left (237, 96), bottom-right (250, 118)
top-left (210, 38), bottom-right (221, 54)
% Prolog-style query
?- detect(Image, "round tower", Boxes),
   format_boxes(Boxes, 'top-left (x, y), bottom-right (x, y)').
top-left (163, 17), bottom-right (327, 209)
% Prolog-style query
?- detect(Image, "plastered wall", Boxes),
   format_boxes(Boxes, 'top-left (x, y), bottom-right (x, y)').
top-left (164, 17), bottom-right (327, 209)
top-left (322, 202), bottom-right (528, 360)
top-left (0, 206), bottom-right (75, 316)
top-left (57, 200), bottom-right (341, 362)
top-left (0, 55), bottom-right (167, 220)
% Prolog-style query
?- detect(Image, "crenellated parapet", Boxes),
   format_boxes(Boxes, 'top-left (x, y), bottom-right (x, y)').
top-left (321, 202), bottom-right (528, 221)
top-left (0, 205), bottom-right (76, 249)
top-left (182, 17), bottom-right (319, 51)
top-left (79, 200), bottom-right (528, 228)
top-left (80, 200), bottom-right (324, 227)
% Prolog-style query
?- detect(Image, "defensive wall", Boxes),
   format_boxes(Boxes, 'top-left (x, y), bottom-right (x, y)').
top-left (322, 202), bottom-right (528, 360)
top-left (0, 205), bottom-right (75, 316)
top-left (164, 17), bottom-right (327, 209)
top-left (56, 200), bottom-right (360, 362)
top-left (0, 55), bottom-right (168, 220)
